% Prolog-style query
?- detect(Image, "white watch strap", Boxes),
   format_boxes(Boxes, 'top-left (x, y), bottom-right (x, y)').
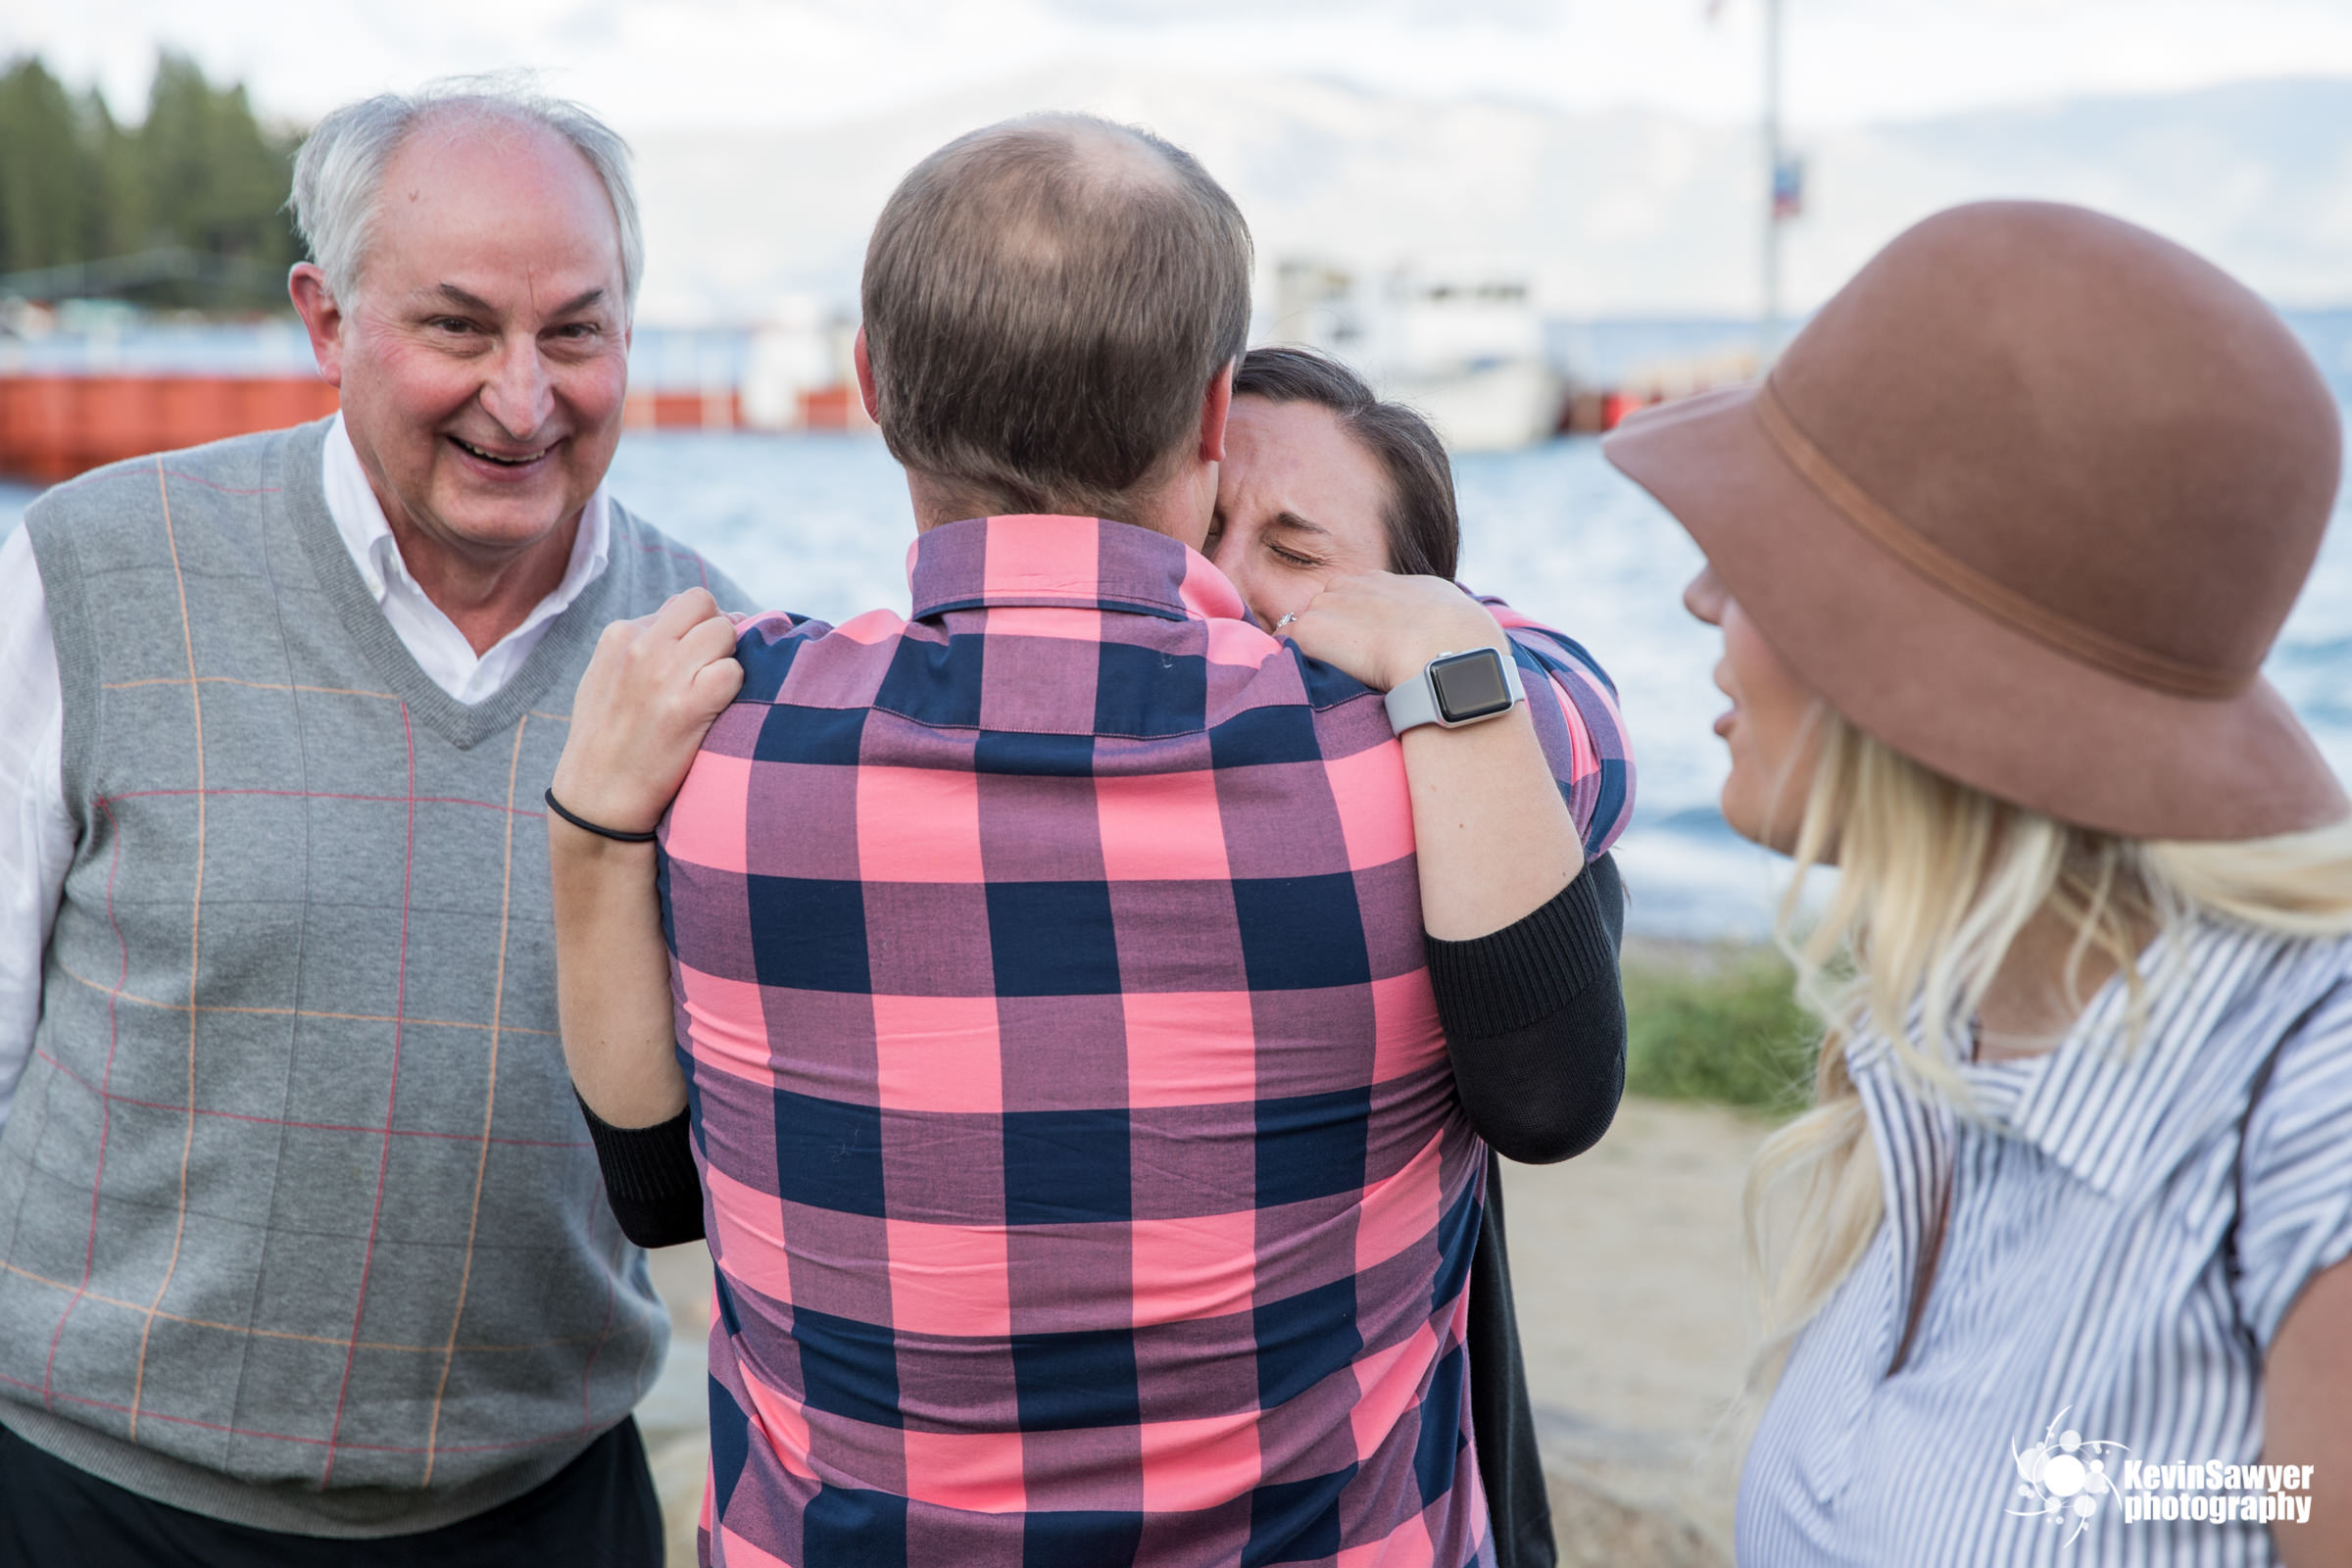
top-left (1383, 668), bottom-right (1444, 733)
top-left (1383, 650), bottom-right (1525, 734)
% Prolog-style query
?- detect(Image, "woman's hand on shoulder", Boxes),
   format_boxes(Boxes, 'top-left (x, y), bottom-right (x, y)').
top-left (550, 587), bottom-right (745, 841)
top-left (1283, 572), bottom-right (1509, 693)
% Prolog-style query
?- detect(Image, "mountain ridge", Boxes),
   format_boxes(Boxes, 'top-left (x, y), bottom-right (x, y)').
top-left (628, 67), bottom-right (2352, 322)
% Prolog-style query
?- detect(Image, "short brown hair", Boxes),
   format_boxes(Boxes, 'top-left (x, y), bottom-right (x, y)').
top-left (861, 115), bottom-right (1253, 517)
top-left (1233, 347), bottom-right (1459, 579)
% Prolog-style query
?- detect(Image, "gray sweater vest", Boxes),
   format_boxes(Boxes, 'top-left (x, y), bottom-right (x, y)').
top-left (0, 419), bottom-right (743, 1536)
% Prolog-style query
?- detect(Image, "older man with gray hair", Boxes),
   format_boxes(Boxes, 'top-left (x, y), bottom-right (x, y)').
top-left (0, 77), bottom-right (740, 1565)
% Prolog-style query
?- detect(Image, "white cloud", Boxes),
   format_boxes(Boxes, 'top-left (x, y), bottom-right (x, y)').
top-left (614, 61), bottom-right (2352, 325)
top-left (1036, 0), bottom-right (1557, 23)
top-left (10, 0), bottom-right (2352, 134)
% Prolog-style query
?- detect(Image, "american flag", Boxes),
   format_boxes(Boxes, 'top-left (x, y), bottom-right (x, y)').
top-left (1773, 155), bottom-right (1806, 220)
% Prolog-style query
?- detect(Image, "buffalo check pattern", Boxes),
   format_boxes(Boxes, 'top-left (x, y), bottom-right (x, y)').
top-left (659, 515), bottom-right (1633, 1568)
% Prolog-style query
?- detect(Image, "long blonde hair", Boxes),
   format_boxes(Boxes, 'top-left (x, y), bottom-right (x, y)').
top-left (1745, 709), bottom-right (2352, 1357)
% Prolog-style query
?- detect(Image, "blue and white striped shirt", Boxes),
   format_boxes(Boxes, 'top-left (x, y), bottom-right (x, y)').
top-left (1739, 917), bottom-right (2352, 1566)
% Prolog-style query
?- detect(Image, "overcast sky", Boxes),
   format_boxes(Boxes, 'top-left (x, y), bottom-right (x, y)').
top-left (10, 0), bottom-right (2352, 133)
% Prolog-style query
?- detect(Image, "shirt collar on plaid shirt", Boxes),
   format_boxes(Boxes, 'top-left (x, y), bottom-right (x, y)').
top-left (906, 514), bottom-right (1250, 625)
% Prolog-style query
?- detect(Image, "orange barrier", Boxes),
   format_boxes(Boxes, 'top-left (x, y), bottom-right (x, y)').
top-left (0, 374), bottom-right (340, 482)
top-left (1596, 390), bottom-right (1658, 432)
top-left (798, 384), bottom-right (874, 432)
top-left (2, 368), bottom-right (1715, 482)
top-left (1556, 387), bottom-right (1689, 436)
top-left (622, 387), bottom-right (744, 431)
top-left (1, 375), bottom-right (783, 484)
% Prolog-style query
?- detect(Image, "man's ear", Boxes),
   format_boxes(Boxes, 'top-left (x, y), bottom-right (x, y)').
top-left (288, 264), bottom-right (347, 389)
top-left (854, 327), bottom-right (881, 422)
top-left (1198, 358), bottom-right (1236, 465)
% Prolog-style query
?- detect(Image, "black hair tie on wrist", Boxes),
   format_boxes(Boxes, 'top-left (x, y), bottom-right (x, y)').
top-left (544, 787), bottom-right (660, 844)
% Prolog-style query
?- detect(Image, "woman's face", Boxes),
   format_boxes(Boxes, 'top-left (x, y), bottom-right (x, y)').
top-left (1206, 395), bottom-right (1394, 626)
top-left (1685, 564), bottom-right (1827, 855)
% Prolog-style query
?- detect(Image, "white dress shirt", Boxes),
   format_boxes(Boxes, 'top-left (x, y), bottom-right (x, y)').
top-left (0, 416), bottom-right (613, 1130)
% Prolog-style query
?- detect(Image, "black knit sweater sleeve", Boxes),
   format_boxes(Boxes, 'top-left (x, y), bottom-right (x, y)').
top-left (577, 1096), bottom-right (707, 1249)
top-left (1423, 854), bottom-right (1627, 1164)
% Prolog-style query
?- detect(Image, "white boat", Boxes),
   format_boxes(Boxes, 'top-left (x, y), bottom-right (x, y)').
top-left (1387, 358), bottom-right (1566, 453)
top-left (1265, 258), bottom-right (1565, 451)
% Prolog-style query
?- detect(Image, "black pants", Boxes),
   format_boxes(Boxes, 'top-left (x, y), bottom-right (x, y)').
top-left (0, 1417), bottom-right (662, 1568)
top-left (1469, 1151), bottom-right (1556, 1568)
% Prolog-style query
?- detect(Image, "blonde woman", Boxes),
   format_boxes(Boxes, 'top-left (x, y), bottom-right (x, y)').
top-left (1604, 202), bottom-right (2352, 1566)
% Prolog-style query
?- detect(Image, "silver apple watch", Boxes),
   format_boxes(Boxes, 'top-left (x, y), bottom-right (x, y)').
top-left (1384, 647), bottom-right (1525, 734)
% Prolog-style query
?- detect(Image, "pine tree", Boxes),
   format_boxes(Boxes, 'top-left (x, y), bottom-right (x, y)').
top-left (136, 52), bottom-right (301, 269)
top-left (81, 89), bottom-right (147, 260)
top-left (0, 57), bottom-right (100, 273)
top-left (0, 50), bottom-right (303, 306)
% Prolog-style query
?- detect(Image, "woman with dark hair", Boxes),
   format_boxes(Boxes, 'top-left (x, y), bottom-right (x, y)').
top-left (1211, 346), bottom-right (1638, 1568)
top-left (1218, 347), bottom-right (1465, 582)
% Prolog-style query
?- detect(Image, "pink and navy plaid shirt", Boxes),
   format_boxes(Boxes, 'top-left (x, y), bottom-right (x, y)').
top-left (659, 515), bottom-right (1631, 1568)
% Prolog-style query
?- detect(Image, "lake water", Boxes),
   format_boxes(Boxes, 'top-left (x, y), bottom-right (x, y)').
top-left (11, 310), bottom-right (2352, 939)
top-left (16, 420), bottom-right (2352, 942)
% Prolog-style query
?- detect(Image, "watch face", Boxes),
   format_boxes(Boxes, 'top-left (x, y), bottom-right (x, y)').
top-left (1429, 649), bottom-right (1515, 722)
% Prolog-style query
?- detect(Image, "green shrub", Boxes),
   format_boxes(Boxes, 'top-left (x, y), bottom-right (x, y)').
top-left (1623, 948), bottom-right (1818, 1118)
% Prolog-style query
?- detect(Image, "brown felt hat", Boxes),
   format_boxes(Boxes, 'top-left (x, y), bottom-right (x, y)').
top-left (1604, 201), bottom-right (2348, 842)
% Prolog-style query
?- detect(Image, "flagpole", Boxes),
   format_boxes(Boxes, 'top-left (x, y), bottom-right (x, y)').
top-left (1762, 0), bottom-right (1785, 360)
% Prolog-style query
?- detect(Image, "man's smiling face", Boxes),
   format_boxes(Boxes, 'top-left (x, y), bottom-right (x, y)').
top-left (315, 113), bottom-right (631, 565)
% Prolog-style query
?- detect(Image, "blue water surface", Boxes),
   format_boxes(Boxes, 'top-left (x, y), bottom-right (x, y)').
top-left (593, 421), bottom-right (2352, 940)
top-left (11, 309), bottom-right (2352, 937)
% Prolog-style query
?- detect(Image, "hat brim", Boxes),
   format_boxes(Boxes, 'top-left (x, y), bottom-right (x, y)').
top-left (1602, 385), bottom-right (2347, 842)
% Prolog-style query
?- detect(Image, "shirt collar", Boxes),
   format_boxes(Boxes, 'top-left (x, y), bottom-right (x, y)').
top-left (906, 514), bottom-right (1250, 625)
top-left (1848, 916), bottom-right (2322, 1197)
top-left (319, 413), bottom-right (612, 615)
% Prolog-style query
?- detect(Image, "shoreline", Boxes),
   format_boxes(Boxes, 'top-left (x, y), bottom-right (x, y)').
top-left (1623, 931), bottom-right (1778, 970)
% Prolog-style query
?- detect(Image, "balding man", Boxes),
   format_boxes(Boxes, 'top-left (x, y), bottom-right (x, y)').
top-left (551, 114), bottom-right (1527, 1566)
top-left (0, 80), bottom-right (741, 1565)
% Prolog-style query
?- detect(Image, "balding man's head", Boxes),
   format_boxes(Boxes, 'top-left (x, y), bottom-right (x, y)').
top-left (861, 114), bottom-right (1252, 518)
top-left (290, 75), bottom-right (641, 312)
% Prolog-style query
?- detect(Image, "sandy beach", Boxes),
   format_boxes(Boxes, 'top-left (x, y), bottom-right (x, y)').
top-left (638, 1094), bottom-right (1769, 1568)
